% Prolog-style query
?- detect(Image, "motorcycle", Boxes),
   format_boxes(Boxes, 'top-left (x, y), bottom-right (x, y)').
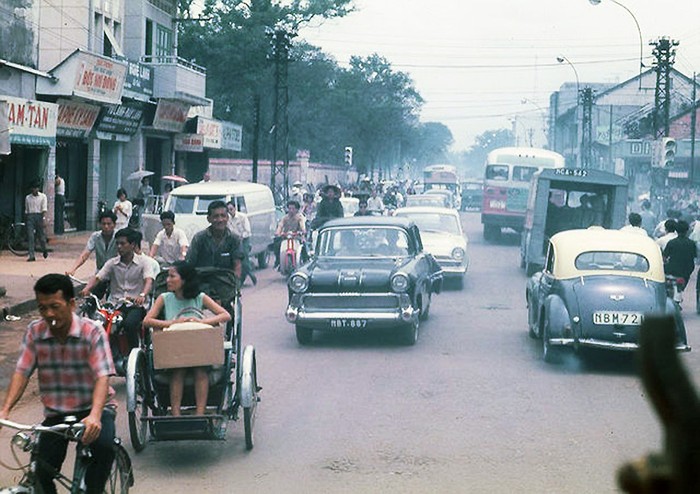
top-left (78, 294), bottom-right (141, 376)
top-left (665, 274), bottom-right (685, 306)
top-left (278, 232), bottom-right (305, 277)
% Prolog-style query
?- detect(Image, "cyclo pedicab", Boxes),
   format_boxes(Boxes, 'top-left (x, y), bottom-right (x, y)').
top-left (125, 267), bottom-right (260, 452)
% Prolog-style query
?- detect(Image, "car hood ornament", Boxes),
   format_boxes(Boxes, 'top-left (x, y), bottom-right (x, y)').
top-left (610, 294), bottom-right (625, 302)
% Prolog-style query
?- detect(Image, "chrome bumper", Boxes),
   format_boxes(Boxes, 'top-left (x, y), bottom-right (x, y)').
top-left (549, 337), bottom-right (691, 352)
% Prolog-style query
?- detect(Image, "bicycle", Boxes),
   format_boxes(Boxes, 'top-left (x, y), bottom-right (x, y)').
top-left (0, 417), bottom-right (134, 493)
top-left (0, 214), bottom-right (29, 256)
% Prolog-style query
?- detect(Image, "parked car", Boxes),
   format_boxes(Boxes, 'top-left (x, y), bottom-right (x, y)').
top-left (461, 179), bottom-right (483, 211)
top-left (285, 216), bottom-right (443, 345)
top-left (405, 194), bottom-right (449, 208)
top-left (424, 189), bottom-right (455, 209)
top-left (141, 181), bottom-right (276, 268)
top-left (526, 228), bottom-right (690, 363)
top-left (394, 206), bottom-right (468, 289)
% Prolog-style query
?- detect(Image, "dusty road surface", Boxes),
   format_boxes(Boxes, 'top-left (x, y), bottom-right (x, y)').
top-left (2, 212), bottom-right (699, 493)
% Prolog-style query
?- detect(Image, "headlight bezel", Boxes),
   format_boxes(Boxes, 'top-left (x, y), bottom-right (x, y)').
top-left (289, 272), bottom-right (310, 293)
top-left (390, 272), bottom-right (410, 293)
top-left (451, 247), bottom-right (466, 260)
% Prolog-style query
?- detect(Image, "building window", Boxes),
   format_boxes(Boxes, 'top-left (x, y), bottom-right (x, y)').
top-left (155, 24), bottom-right (172, 59)
top-left (145, 19), bottom-right (153, 56)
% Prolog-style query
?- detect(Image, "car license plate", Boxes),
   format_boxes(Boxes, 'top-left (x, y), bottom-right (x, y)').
top-left (592, 311), bottom-right (644, 326)
top-left (329, 319), bottom-right (368, 329)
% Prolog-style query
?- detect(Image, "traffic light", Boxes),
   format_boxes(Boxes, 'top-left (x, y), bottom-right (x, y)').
top-left (344, 146), bottom-right (353, 167)
top-left (660, 137), bottom-right (676, 168)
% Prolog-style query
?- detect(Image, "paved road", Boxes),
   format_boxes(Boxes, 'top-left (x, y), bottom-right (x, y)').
top-left (2, 212), bottom-right (700, 493)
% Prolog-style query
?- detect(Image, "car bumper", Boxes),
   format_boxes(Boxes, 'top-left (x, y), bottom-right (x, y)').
top-left (286, 292), bottom-right (417, 331)
top-left (433, 257), bottom-right (468, 276)
top-left (549, 337), bottom-right (691, 352)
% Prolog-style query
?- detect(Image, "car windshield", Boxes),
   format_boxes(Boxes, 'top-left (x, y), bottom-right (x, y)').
top-left (316, 227), bottom-right (410, 258)
top-left (169, 196), bottom-right (195, 214)
top-left (486, 164), bottom-right (509, 180)
top-left (574, 251), bottom-right (650, 272)
top-left (397, 212), bottom-right (461, 235)
top-left (196, 196), bottom-right (227, 214)
top-left (513, 166), bottom-right (537, 182)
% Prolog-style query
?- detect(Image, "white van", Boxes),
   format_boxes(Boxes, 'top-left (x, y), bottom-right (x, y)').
top-left (142, 181), bottom-right (276, 267)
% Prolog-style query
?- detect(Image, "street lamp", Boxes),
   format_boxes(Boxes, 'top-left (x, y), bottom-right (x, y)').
top-left (588, 0), bottom-right (644, 89)
top-left (557, 56), bottom-right (581, 167)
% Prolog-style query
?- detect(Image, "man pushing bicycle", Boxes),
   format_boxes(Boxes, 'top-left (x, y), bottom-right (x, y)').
top-left (0, 273), bottom-right (117, 494)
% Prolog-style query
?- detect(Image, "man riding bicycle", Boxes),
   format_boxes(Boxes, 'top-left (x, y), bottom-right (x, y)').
top-left (0, 274), bottom-right (117, 494)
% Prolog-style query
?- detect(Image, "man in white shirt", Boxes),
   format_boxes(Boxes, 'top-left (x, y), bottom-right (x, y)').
top-left (657, 219), bottom-right (678, 252)
top-left (620, 212), bottom-right (648, 236)
top-left (367, 189), bottom-right (384, 214)
top-left (25, 182), bottom-right (48, 262)
top-left (227, 201), bottom-right (256, 285)
top-left (149, 211), bottom-right (189, 267)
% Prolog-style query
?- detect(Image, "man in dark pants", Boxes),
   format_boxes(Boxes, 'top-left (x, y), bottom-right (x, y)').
top-left (664, 220), bottom-right (697, 300)
top-left (25, 181), bottom-right (49, 262)
top-left (55, 174), bottom-right (65, 235)
top-left (81, 228), bottom-right (154, 349)
top-left (0, 274), bottom-right (117, 494)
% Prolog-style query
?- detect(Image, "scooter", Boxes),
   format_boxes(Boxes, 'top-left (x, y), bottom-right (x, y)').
top-left (279, 232), bottom-right (305, 277)
top-left (78, 294), bottom-right (141, 376)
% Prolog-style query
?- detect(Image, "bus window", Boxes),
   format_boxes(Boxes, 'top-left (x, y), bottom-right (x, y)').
top-left (513, 166), bottom-right (537, 182)
top-left (486, 165), bottom-right (509, 181)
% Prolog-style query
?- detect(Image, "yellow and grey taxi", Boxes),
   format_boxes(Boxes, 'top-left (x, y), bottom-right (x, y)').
top-left (394, 206), bottom-right (468, 289)
top-left (525, 228), bottom-right (690, 363)
top-left (285, 217), bottom-right (443, 346)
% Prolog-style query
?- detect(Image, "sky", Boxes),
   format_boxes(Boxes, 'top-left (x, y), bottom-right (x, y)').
top-left (298, 0), bottom-right (700, 152)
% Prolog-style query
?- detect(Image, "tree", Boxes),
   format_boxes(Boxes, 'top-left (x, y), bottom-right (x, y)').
top-left (457, 128), bottom-right (514, 177)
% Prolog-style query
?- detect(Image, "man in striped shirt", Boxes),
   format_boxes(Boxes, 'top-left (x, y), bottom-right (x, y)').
top-left (0, 274), bottom-right (116, 494)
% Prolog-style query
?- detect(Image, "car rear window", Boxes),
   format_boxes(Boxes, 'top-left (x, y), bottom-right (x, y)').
top-left (574, 251), bottom-right (649, 272)
top-left (170, 196), bottom-right (195, 214)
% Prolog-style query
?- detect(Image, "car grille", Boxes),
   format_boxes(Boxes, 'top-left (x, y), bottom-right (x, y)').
top-left (302, 294), bottom-right (399, 310)
top-left (434, 255), bottom-right (462, 267)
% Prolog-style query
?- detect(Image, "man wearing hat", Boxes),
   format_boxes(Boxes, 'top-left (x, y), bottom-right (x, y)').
top-left (312, 184), bottom-right (344, 229)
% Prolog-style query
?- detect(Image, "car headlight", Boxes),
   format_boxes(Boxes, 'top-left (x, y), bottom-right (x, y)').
top-left (451, 247), bottom-right (465, 260)
top-left (289, 273), bottom-right (309, 293)
top-left (391, 273), bottom-right (410, 293)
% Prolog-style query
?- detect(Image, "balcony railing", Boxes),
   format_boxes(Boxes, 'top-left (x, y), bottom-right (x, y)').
top-left (141, 55), bottom-right (208, 105)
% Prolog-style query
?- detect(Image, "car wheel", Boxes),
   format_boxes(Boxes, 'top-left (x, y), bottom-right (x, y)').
top-left (295, 325), bottom-right (313, 345)
top-left (420, 292), bottom-right (431, 321)
top-left (542, 316), bottom-right (562, 364)
top-left (526, 296), bottom-right (537, 339)
top-left (696, 288), bottom-right (700, 315)
top-left (399, 317), bottom-right (419, 346)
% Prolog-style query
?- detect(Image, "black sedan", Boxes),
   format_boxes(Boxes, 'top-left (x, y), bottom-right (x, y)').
top-left (526, 228), bottom-right (690, 363)
top-left (285, 217), bottom-right (443, 345)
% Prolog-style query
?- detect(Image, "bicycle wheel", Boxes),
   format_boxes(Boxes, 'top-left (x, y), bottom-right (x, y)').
top-left (105, 442), bottom-right (134, 493)
top-left (7, 222), bottom-right (28, 256)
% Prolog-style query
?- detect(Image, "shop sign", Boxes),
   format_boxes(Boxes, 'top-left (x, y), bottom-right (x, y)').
top-left (595, 124), bottom-right (623, 144)
top-left (221, 121), bottom-right (242, 151)
top-left (196, 116), bottom-right (222, 149)
top-left (0, 96), bottom-right (58, 147)
top-left (122, 60), bottom-right (153, 102)
top-left (73, 53), bottom-right (127, 104)
top-left (174, 133), bottom-right (204, 152)
top-left (56, 99), bottom-right (100, 138)
top-left (95, 103), bottom-right (143, 136)
top-left (153, 99), bottom-right (190, 132)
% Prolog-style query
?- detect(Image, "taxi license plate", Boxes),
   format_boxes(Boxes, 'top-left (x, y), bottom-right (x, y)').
top-left (592, 311), bottom-right (644, 326)
top-left (329, 319), bottom-right (368, 329)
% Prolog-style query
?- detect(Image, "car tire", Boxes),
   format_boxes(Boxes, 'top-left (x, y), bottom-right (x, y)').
top-left (420, 292), bottom-right (431, 321)
top-left (399, 318), bottom-right (419, 346)
top-left (526, 296), bottom-right (537, 339)
top-left (542, 317), bottom-right (562, 364)
top-left (295, 325), bottom-right (313, 345)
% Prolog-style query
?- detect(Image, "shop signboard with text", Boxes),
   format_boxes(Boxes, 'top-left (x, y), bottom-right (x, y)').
top-left (196, 116), bottom-right (222, 149)
top-left (95, 103), bottom-right (143, 137)
top-left (174, 133), bottom-right (204, 152)
top-left (73, 52), bottom-right (127, 105)
top-left (0, 96), bottom-right (58, 147)
top-left (121, 59), bottom-right (153, 102)
top-left (221, 121), bottom-right (243, 151)
top-left (153, 100), bottom-right (190, 133)
top-left (56, 99), bottom-right (100, 138)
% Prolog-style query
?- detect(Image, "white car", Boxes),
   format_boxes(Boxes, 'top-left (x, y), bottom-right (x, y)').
top-left (394, 206), bottom-right (468, 288)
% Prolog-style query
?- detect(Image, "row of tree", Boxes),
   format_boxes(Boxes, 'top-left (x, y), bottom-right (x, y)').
top-left (177, 0), bottom-right (455, 177)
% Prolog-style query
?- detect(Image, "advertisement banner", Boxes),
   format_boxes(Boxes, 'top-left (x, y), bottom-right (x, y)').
top-left (221, 121), bottom-right (243, 151)
top-left (56, 99), bottom-right (100, 138)
top-left (95, 103), bottom-right (143, 136)
top-left (174, 133), bottom-right (204, 152)
top-left (196, 116), bottom-right (222, 149)
top-left (153, 100), bottom-right (190, 133)
top-left (1, 96), bottom-right (58, 147)
top-left (73, 53), bottom-right (127, 104)
top-left (122, 59), bottom-right (153, 102)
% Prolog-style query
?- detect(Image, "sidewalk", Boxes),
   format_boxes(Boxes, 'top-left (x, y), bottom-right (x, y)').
top-left (0, 232), bottom-right (95, 316)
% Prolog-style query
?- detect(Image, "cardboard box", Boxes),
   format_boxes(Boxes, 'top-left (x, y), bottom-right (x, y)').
top-left (152, 324), bottom-right (225, 370)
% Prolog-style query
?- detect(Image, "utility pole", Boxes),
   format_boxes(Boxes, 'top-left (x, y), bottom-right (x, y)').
top-left (651, 37), bottom-right (679, 138)
top-left (252, 94), bottom-right (260, 183)
top-left (267, 26), bottom-right (295, 205)
top-left (580, 87), bottom-right (594, 168)
top-left (691, 73), bottom-right (697, 183)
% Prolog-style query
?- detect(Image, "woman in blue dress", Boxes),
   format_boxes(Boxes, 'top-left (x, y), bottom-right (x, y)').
top-left (144, 261), bottom-right (231, 416)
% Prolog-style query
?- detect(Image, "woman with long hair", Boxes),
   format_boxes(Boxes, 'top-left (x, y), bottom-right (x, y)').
top-left (143, 261), bottom-right (231, 416)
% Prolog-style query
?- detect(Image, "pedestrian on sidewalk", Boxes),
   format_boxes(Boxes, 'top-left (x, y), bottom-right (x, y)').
top-left (54, 173), bottom-right (65, 235)
top-left (113, 188), bottom-right (132, 231)
top-left (25, 181), bottom-right (49, 262)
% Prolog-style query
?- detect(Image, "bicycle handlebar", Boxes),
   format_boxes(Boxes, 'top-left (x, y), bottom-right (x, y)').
top-left (0, 418), bottom-right (85, 439)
